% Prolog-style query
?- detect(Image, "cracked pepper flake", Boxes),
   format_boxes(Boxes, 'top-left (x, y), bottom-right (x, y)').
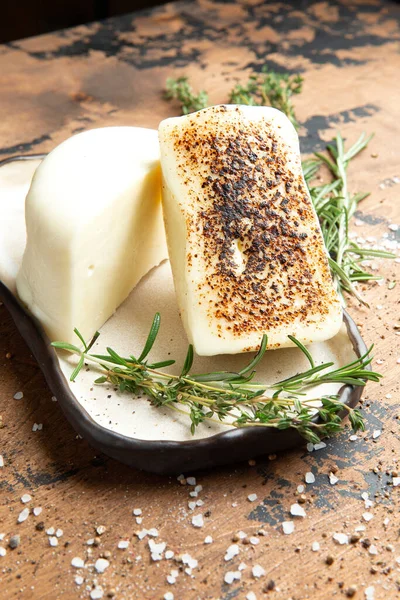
top-left (252, 565), bottom-right (266, 578)
top-left (247, 493), bottom-right (257, 502)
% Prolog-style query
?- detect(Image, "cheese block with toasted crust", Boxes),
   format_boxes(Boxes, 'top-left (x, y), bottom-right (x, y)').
top-left (159, 105), bottom-right (342, 356)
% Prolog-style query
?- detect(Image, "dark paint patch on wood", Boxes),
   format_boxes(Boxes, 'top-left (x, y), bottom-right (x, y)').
top-left (0, 134), bottom-right (51, 156)
top-left (354, 211), bottom-right (387, 226)
top-left (247, 497), bottom-right (286, 525)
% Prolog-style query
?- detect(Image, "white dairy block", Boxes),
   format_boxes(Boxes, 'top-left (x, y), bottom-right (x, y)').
top-left (159, 105), bottom-right (342, 356)
top-left (16, 127), bottom-right (168, 344)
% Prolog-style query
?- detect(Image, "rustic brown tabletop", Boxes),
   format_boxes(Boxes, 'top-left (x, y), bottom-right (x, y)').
top-left (1, 1), bottom-right (400, 598)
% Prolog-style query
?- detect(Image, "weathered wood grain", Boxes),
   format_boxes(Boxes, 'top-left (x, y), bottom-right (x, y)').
top-left (0, 1), bottom-right (400, 598)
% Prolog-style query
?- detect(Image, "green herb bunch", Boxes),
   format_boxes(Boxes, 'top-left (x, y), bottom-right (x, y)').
top-left (228, 67), bottom-right (303, 128)
top-left (52, 314), bottom-right (380, 443)
top-left (164, 76), bottom-right (208, 115)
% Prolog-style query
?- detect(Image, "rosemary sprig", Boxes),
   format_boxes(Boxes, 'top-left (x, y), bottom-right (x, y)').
top-left (303, 133), bottom-right (395, 305)
top-left (164, 77), bottom-right (208, 115)
top-left (52, 314), bottom-right (381, 443)
top-left (229, 67), bottom-right (303, 128)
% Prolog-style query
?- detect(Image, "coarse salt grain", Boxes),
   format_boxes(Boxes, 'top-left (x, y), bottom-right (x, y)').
top-left (250, 537), bottom-right (259, 545)
top-left (133, 508), bottom-right (142, 516)
top-left (365, 586), bottom-right (375, 600)
top-left (329, 473), bottom-right (339, 485)
top-left (164, 593), bottom-right (174, 600)
top-left (186, 477), bottom-right (196, 486)
top-left (96, 525), bottom-right (106, 535)
top-left (369, 545), bottom-right (378, 555)
top-left (349, 435), bottom-right (358, 442)
top-left (17, 508), bottom-right (29, 523)
top-left (21, 494), bottom-right (31, 503)
top-left (196, 499), bottom-right (204, 507)
top-left (290, 504), bottom-right (306, 518)
top-left (32, 423), bottom-right (43, 431)
top-left (297, 485), bottom-right (304, 493)
top-left (239, 562), bottom-right (247, 571)
top-left (182, 553), bottom-right (198, 569)
top-left (224, 571), bottom-right (241, 584)
top-left (252, 565), bottom-right (266, 578)
top-left (165, 550), bottom-right (174, 559)
top-left (149, 539), bottom-right (166, 561)
top-left (392, 477), bottom-right (400, 487)
top-left (192, 514), bottom-right (204, 528)
top-left (282, 521), bottom-right (295, 535)
top-left (71, 557), bottom-right (85, 568)
top-left (247, 493), bottom-right (257, 502)
top-left (188, 501), bottom-right (197, 511)
top-left (237, 531), bottom-right (247, 539)
top-left (13, 391), bottom-right (23, 400)
top-left (363, 512), bottom-right (374, 522)
top-left (333, 533), bottom-right (348, 545)
top-left (305, 472), bottom-right (315, 484)
top-left (74, 576), bottom-right (84, 585)
top-left (137, 529), bottom-right (148, 540)
top-left (46, 527), bottom-right (55, 535)
top-left (49, 536), bottom-right (58, 547)
top-left (118, 540), bottom-right (129, 549)
top-left (225, 544), bottom-right (239, 561)
top-left (389, 223), bottom-right (399, 231)
top-left (312, 542), bottom-right (320, 552)
top-left (166, 575), bottom-right (176, 584)
top-left (33, 507), bottom-right (42, 516)
top-left (195, 485), bottom-right (202, 493)
top-left (136, 517), bottom-right (142, 524)
top-left (148, 528), bottom-right (158, 537)
top-left (372, 430), bottom-right (381, 439)
top-left (56, 529), bottom-right (63, 538)
top-left (95, 558), bottom-right (110, 573)
top-left (0, 455), bottom-right (3, 468)
top-left (204, 536), bottom-right (213, 544)
top-left (0, 547), bottom-right (6, 557)
top-left (246, 593), bottom-right (257, 600)
top-left (313, 442), bottom-right (326, 451)
top-left (90, 588), bottom-right (103, 600)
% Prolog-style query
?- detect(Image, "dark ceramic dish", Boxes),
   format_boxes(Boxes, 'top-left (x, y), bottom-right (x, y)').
top-left (0, 155), bottom-right (368, 474)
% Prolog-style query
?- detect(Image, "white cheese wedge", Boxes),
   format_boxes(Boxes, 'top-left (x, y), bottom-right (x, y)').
top-left (159, 105), bottom-right (342, 356)
top-left (16, 127), bottom-right (167, 344)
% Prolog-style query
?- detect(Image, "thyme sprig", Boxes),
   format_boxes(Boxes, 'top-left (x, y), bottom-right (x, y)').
top-left (164, 76), bottom-right (208, 115)
top-left (228, 67), bottom-right (303, 128)
top-left (52, 314), bottom-right (381, 443)
top-left (303, 133), bottom-right (395, 305)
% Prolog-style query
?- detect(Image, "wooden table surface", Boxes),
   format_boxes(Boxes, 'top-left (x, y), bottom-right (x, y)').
top-left (1, 1), bottom-right (400, 598)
